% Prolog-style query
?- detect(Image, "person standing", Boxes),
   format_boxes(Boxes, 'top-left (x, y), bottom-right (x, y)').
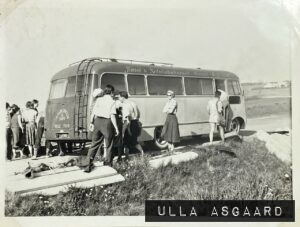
top-left (6, 103), bottom-right (13, 160)
top-left (10, 104), bottom-right (25, 159)
top-left (217, 88), bottom-right (229, 130)
top-left (84, 85), bottom-right (119, 172)
top-left (22, 101), bottom-right (38, 158)
top-left (111, 92), bottom-right (124, 162)
top-left (32, 99), bottom-right (44, 157)
top-left (161, 90), bottom-right (180, 153)
top-left (207, 90), bottom-right (225, 145)
top-left (119, 91), bottom-right (143, 158)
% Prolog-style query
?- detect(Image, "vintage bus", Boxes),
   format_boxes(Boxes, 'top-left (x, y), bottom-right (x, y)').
top-left (45, 57), bottom-right (246, 150)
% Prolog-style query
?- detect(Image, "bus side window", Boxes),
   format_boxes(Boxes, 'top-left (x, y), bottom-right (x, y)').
top-left (147, 76), bottom-right (183, 95)
top-left (215, 79), bottom-right (225, 91)
top-left (201, 79), bottom-right (214, 95)
top-left (101, 73), bottom-right (126, 92)
top-left (127, 74), bottom-right (146, 95)
top-left (228, 80), bottom-right (241, 95)
top-left (185, 78), bottom-right (203, 95)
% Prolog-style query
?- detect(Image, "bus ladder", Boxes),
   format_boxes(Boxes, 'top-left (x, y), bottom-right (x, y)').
top-left (74, 59), bottom-right (97, 138)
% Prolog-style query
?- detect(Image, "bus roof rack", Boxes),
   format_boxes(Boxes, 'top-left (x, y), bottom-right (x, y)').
top-left (69, 57), bottom-right (173, 67)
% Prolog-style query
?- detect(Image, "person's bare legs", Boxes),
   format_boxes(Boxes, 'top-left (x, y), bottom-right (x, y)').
top-left (219, 126), bottom-right (225, 143)
top-left (135, 144), bottom-right (144, 156)
top-left (32, 147), bottom-right (38, 159)
top-left (12, 148), bottom-right (16, 160)
top-left (170, 143), bottom-right (174, 154)
top-left (28, 145), bottom-right (33, 158)
top-left (209, 123), bottom-right (215, 145)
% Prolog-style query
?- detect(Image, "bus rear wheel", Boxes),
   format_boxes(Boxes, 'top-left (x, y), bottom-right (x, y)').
top-left (230, 118), bottom-right (241, 134)
top-left (154, 127), bottom-right (168, 149)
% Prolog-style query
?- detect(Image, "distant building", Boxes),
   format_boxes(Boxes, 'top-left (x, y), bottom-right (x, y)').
top-left (263, 81), bottom-right (290, 88)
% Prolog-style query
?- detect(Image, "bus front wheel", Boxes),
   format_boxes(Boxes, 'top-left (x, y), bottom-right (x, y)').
top-left (230, 118), bottom-right (241, 134)
top-left (154, 127), bottom-right (168, 149)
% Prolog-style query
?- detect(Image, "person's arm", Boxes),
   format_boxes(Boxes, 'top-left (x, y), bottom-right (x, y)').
top-left (110, 102), bottom-right (119, 136)
top-left (207, 101), bottom-right (210, 114)
top-left (217, 101), bottom-right (223, 114)
top-left (17, 114), bottom-right (23, 132)
top-left (34, 110), bottom-right (38, 128)
top-left (89, 113), bottom-right (95, 131)
top-left (167, 99), bottom-right (177, 114)
top-left (136, 106), bottom-right (140, 119)
top-left (162, 102), bottom-right (169, 113)
top-left (89, 100), bottom-right (97, 131)
top-left (126, 118), bottom-right (132, 135)
top-left (110, 114), bottom-right (119, 136)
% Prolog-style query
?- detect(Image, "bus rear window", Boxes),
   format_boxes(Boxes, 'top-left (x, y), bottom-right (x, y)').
top-left (147, 76), bottom-right (183, 95)
top-left (49, 79), bottom-right (67, 99)
top-left (127, 74), bottom-right (146, 95)
top-left (101, 73), bottom-right (126, 92)
top-left (65, 77), bottom-right (76, 97)
top-left (65, 75), bottom-right (92, 97)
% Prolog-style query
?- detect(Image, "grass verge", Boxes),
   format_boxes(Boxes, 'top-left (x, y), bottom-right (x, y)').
top-left (5, 139), bottom-right (292, 216)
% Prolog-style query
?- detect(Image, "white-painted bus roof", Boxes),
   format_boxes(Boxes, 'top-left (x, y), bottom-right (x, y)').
top-left (51, 61), bottom-right (239, 81)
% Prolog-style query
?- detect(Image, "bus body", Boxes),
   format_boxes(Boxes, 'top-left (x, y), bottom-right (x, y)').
top-left (45, 58), bottom-right (246, 148)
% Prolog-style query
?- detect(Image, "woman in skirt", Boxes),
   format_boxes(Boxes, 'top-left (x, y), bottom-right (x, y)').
top-left (10, 104), bottom-right (25, 159)
top-left (161, 90), bottom-right (180, 153)
top-left (22, 101), bottom-right (38, 158)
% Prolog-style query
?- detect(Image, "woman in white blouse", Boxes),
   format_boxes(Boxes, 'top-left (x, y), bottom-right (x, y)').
top-left (161, 90), bottom-right (180, 153)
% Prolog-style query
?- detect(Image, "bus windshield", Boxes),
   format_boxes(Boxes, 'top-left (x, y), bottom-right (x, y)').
top-left (49, 79), bottom-right (67, 99)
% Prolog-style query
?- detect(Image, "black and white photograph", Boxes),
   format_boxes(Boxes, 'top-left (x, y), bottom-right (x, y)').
top-left (0, 0), bottom-right (299, 226)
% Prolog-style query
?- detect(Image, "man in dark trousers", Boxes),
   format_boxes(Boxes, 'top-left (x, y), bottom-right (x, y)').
top-left (84, 85), bottom-right (119, 172)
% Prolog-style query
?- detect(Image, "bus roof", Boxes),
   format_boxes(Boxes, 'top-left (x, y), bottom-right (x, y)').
top-left (51, 61), bottom-right (239, 81)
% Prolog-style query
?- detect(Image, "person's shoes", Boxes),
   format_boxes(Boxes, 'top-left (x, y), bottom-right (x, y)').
top-left (103, 161), bottom-right (112, 167)
top-left (58, 152), bottom-right (65, 156)
top-left (31, 155), bottom-right (37, 160)
top-left (83, 163), bottom-right (94, 173)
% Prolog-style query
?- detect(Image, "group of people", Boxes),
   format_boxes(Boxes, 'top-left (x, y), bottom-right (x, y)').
top-left (6, 99), bottom-right (45, 160)
top-left (84, 85), bottom-right (229, 173)
top-left (84, 85), bottom-right (144, 172)
top-left (5, 85), bottom-right (229, 169)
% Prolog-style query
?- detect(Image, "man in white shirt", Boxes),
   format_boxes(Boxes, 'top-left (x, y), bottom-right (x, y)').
top-left (84, 85), bottom-right (119, 172)
top-left (118, 91), bottom-right (144, 158)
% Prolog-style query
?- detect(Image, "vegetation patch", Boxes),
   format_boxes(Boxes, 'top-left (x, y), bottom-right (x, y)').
top-left (5, 139), bottom-right (292, 216)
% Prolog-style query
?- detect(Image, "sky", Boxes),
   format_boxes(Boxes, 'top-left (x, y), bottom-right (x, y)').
top-left (0, 0), bottom-right (299, 111)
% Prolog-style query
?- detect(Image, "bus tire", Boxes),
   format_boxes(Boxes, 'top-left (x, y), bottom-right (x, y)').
top-left (154, 127), bottom-right (168, 149)
top-left (230, 118), bottom-right (241, 134)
